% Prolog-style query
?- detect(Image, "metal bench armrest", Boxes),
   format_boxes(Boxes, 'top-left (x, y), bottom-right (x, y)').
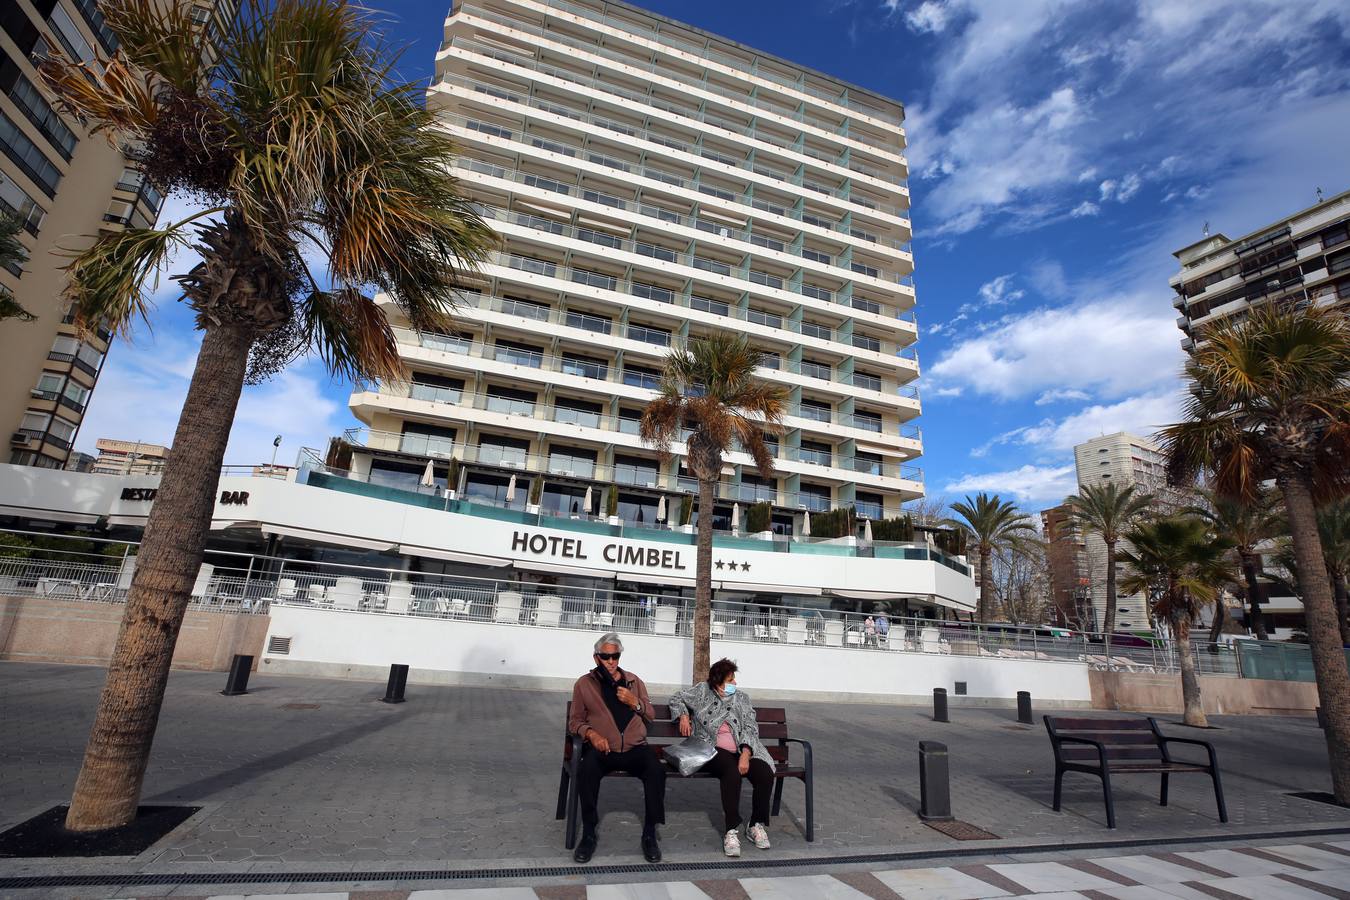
top-left (1150, 717), bottom-right (1219, 768)
top-left (781, 737), bottom-right (813, 772)
top-left (569, 733), bottom-right (584, 776)
top-left (1052, 735), bottom-right (1108, 768)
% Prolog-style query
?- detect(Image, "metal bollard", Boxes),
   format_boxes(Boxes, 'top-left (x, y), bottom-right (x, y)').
top-left (918, 740), bottom-right (953, 821)
top-left (381, 664), bottom-right (410, 704)
top-left (1017, 691), bottom-right (1033, 725)
top-left (933, 687), bottom-right (948, 723)
top-left (221, 654), bottom-right (253, 696)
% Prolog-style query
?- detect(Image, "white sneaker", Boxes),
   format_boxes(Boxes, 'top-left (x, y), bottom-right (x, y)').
top-left (723, 828), bottom-right (741, 857)
top-left (747, 822), bottom-right (771, 849)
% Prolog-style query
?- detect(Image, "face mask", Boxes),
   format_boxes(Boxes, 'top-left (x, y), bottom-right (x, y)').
top-left (723, 683), bottom-right (737, 696)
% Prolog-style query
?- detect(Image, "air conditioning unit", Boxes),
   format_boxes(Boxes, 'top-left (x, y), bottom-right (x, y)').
top-left (10, 432), bottom-right (32, 447)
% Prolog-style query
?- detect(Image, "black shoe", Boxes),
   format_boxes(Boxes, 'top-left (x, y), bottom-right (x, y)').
top-left (642, 833), bottom-right (662, 863)
top-left (573, 832), bottom-right (597, 864)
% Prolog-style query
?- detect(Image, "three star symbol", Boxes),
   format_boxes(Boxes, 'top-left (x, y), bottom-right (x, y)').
top-left (715, 560), bottom-right (752, 572)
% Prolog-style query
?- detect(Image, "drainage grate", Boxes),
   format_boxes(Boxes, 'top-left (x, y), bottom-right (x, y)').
top-left (924, 819), bottom-right (1000, 841)
top-left (4, 825), bottom-right (1350, 889)
top-left (266, 635), bottom-right (291, 655)
top-left (281, 703), bottom-right (320, 710)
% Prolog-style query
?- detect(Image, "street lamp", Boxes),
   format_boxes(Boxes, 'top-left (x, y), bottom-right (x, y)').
top-left (270, 434), bottom-right (282, 469)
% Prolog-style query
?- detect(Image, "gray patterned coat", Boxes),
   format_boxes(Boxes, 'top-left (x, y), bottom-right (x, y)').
top-left (667, 682), bottom-right (773, 767)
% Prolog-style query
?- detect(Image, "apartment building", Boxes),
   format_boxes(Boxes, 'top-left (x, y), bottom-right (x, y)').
top-left (1072, 432), bottom-right (1167, 632)
top-left (90, 437), bottom-right (169, 476)
top-left (1, 0), bottom-right (234, 470)
top-left (346, 0), bottom-right (923, 538)
top-left (1040, 503), bottom-right (1088, 628)
top-left (1171, 187), bottom-right (1350, 352)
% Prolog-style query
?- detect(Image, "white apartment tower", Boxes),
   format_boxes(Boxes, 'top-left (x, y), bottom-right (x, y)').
top-left (1073, 432), bottom-right (1168, 633)
top-left (347, 0), bottom-right (923, 535)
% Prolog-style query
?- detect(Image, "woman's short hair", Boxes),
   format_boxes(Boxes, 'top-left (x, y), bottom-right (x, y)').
top-left (707, 657), bottom-right (738, 688)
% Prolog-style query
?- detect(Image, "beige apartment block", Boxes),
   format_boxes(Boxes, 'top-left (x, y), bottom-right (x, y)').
top-left (1, 0), bottom-right (234, 470)
top-left (91, 437), bottom-right (169, 475)
top-left (1073, 432), bottom-right (1167, 633)
top-left (1171, 187), bottom-right (1350, 353)
top-left (344, 0), bottom-right (923, 536)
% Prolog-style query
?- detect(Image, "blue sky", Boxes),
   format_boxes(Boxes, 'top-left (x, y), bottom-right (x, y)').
top-left (77, 0), bottom-right (1350, 512)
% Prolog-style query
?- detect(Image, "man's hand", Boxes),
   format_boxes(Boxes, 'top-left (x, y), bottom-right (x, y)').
top-left (616, 686), bottom-right (640, 709)
top-left (678, 714), bottom-right (692, 737)
top-left (738, 748), bottom-right (751, 775)
top-left (587, 731), bottom-right (611, 753)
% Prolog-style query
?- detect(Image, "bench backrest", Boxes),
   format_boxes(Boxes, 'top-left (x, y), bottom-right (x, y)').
top-left (1044, 715), bottom-right (1163, 763)
top-left (564, 701), bottom-right (793, 768)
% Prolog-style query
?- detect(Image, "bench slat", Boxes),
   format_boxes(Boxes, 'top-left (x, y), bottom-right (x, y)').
top-left (1062, 746), bottom-right (1164, 761)
top-left (1057, 731), bottom-right (1157, 744)
top-left (1049, 716), bottom-right (1152, 731)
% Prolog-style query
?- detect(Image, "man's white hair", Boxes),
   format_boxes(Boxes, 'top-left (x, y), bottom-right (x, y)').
top-left (594, 632), bottom-right (624, 653)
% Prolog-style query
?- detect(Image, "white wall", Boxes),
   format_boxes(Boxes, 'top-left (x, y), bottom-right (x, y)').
top-left (263, 606), bottom-right (1093, 706)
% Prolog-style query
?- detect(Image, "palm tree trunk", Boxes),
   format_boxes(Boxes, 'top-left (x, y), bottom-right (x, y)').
top-left (1176, 615), bottom-right (1207, 727)
top-left (1279, 473), bottom-right (1350, 803)
top-left (691, 475), bottom-right (715, 682)
top-left (1103, 537), bottom-right (1117, 663)
top-left (977, 541), bottom-right (992, 622)
top-left (1332, 571), bottom-right (1350, 647)
top-left (1241, 551), bottom-right (1268, 640)
top-left (1207, 590), bottom-right (1230, 651)
top-left (64, 324), bottom-right (254, 831)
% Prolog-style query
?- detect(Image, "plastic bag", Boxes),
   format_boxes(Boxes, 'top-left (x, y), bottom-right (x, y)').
top-left (664, 737), bottom-right (716, 776)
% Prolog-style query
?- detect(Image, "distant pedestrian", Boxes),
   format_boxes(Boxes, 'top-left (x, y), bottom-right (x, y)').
top-left (864, 616), bottom-right (878, 647)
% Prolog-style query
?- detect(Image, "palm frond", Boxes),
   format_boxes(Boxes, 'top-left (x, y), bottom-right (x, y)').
top-left (60, 223), bottom-right (198, 337)
top-left (298, 286), bottom-right (404, 383)
top-left (98, 0), bottom-right (216, 94)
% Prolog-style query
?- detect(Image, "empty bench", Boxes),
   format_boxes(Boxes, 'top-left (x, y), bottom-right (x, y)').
top-left (1044, 714), bottom-right (1227, 829)
top-left (556, 701), bottom-right (813, 848)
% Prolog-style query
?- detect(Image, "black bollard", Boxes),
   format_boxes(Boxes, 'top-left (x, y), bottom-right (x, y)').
top-left (381, 664), bottom-right (410, 704)
top-left (1017, 690), bottom-right (1033, 725)
top-left (222, 654), bottom-right (253, 696)
top-left (918, 740), bottom-right (953, 821)
top-left (933, 687), bottom-right (948, 723)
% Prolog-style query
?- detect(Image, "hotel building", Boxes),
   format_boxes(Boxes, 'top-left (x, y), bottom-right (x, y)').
top-left (346, 0), bottom-right (923, 544)
top-left (1, 0), bottom-right (236, 470)
top-left (1171, 187), bottom-right (1350, 353)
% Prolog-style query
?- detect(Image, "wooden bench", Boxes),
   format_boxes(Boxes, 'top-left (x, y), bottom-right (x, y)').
top-left (1044, 714), bottom-right (1227, 829)
top-left (556, 701), bottom-right (813, 848)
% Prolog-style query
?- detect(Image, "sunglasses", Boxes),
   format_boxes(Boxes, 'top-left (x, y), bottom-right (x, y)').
top-left (595, 652), bottom-right (621, 661)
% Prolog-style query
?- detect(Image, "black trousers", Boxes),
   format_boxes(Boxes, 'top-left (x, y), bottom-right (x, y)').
top-left (577, 746), bottom-right (666, 834)
top-left (701, 749), bottom-right (774, 832)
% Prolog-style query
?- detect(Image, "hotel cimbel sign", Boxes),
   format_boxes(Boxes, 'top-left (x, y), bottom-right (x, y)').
top-left (510, 530), bottom-right (688, 571)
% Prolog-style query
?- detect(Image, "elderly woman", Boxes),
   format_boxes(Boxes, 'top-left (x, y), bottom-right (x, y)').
top-left (669, 658), bottom-right (775, 857)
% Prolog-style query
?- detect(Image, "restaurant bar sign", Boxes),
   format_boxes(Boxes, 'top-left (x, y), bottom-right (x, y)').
top-left (511, 530), bottom-right (687, 570)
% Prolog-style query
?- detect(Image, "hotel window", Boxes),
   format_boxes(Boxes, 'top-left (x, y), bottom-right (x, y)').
top-left (853, 451), bottom-right (884, 476)
top-left (748, 232), bottom-right (786, 252)
top-left (553, 397), bottom-right (602, 428)
top-left (499, 296), bottom-right (549, 320)
top-left (465, 119), bottom-right (512, 139)
top-left (547, 445), bottom-right (597, 478)
top-left (851, 410), bottom-right (883, 433)
top-left (515, 211), bottom-right (565, 234)
top-left (855, 492), bottom-right (884, 520)
top-left (564, 309), bottom-right (612, 334)
top-left (800, 283), bottom-right (834, 302)
top-left (409, 373), bottom-right (463, 405)
top-left (522, 173), bottom-right (570, 195)
top-left (852, 371), bottom-right (882, 392)
top-left (690, 294), bottom-right (730, 316)
top-left (800, 359), bottom-right (831, 380)
top-left (736, 473), bottom-right (776, 503)
top-left (576, 226), bottom-right (622, 249)
top-left (572, 267), bottom-right (617, 291)
top-left (614, 454), bottom-right (660, 487)
top-left (636, 240), bottom-right (678, 262)
top-left (477, 435), bottom-right (530, 468)
top-left (485, 386), bottom-right (537, 417)
top-left (852, 333), bottom-right (882, 353)
top-left (2, 63), bottom-right (78, 160)
top-left (0, 110), bottom-right (62, 197)
top-left (799, 482), bottom-right (831, 512)
top-left (32, 372), bottom-right (62, 400)
top-left (74, 343), bottom-right (104, 376)
top-left (560, 353), bottom-right (608, 380)
top-left (747, 307), bottom-right (783, 328)
top-left (618, 408), bottom-right (642, 434)
top-left (631, 281), bottom-right (674, 303)
top-left (626, 323), bottom-right (671, 347)
top-left (18, 411), bottom-right (49, 439)
top-left (45, 415), bottom-right (77, 449)
top-left (799, 399), bottom-right (831, 423)
top-left (0, 175), bottom-right (46, 234)
top-left (748, 269), bottom-right (784, 290)
top-left (800, 320), bottom-right (832, 341)
top-left (622, 366), bottom-right (660, 390)
top-left (400, 422), bottom-right (456, 458)
top-left (799, 440), bottom-right (832, 466)
top-left (692, 255), bottom-right (731, 276)
top-left (47, 6), bottom-right (98, 68)
top-left (493, 340), bottom-right (543, 368)
top-left (465, 470), bottom-right (527, 508)
top-left (801, 246), bottom-right (832, 265)
top-left (851, 261), bottom-right (880, 279)
top-left (423, 332), bottom-right (472, 354)
top-left (60, 380), bottom-right (90, 412)
top-left (757, 352), bottom-right (781, 370)
top-left (852, 295), bottom-right (884, 316)
top-left (542, 481), bottom-right (594, 516)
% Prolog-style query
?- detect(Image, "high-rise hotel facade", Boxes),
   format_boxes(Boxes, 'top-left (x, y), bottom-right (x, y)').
top-left (347, 0), bottom-right (923, 538)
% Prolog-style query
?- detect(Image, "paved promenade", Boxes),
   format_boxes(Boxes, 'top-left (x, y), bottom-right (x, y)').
top-left (2, 661), bottom-right (1349, 897)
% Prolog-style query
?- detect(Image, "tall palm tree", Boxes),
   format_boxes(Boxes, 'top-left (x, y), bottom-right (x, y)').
top-left (39, 0), bottom-right (495, 831)
top-left (1320, 500), bottom-right (1350, 641)
top-left (0, 215), bottom-right (33, 321)
top-left (1163, 302), bottom-right (1350, 799)
top-left (1188, 486), bottom-right (1280, 641)
top-left (947, 493), bottom-right (1036, 623)
top-left (639, 333), bottom-right (786, 680)
top-left (1119, 516), bottom-right (1235, 727)
top-left (1063, 482), bottom-right (1154, 636)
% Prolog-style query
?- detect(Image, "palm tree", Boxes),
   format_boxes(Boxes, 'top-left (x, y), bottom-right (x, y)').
top-left (1119, 516), bottom-right (1235, 727)
top-left (1320, 500), bottom-right (1350, 641)
top-left (1188, 486), bottom-right (1280, 641)
top-left (639, 333), bottom-right (786, 679)
top-left (0, 215), bottom-right (33, 321)
top-left (1063, 483), bottom-right (1154, 636)
top-left (1163, 302), bottom-right (1350, 799)
top-left (39, 0), bottom-right (495, 831)
top-left (947, 493), bottom-right (1036, 622)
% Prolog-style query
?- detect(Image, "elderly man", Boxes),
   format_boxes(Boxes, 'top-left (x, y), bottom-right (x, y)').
top-left (568, 632), bottom-right (665, 863)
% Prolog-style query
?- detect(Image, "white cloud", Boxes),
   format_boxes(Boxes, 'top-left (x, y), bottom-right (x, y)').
top-left (977, 274), bottom-right (1025, 306)
top-left (903, 0), bottom-right (950, 33)
top-left (1070, 200), bottom-right (1100, 217)
top-left (1100, 173), bottom-right (1142, 203)
top-left (943, 464), bottom-right (1078, 508)
top-left (77, 333), bottom-right (344, 469)
top-left (930, 385), bottom-right (964, 397)
top-left (1034, 388), bottom-right (1091, 406)
top-left (1017, 389), bottom-right (1182, 452)
top-left (928, 292), bottom-right (1183, 401)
